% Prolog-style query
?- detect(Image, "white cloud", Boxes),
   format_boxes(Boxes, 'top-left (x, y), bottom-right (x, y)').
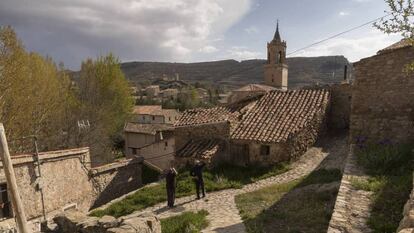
top-left (244, 26), bottom-right (259, 34)
top-left (339, 11), bottom-right (350, 16)
top-left (199, 45), bottom-right (219, 53)
top-left (227, 46), bottom-right (261, 60)
top-left (0, 0), bottom-right (252, 68)
top-left (291, 30), bottom-right (401, 62)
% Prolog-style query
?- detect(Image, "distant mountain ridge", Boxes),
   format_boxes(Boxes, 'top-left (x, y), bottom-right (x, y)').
top-left (120, 56), bottom-right (352, 89)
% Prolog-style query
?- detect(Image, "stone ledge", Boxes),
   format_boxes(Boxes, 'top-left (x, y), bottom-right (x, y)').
top-left (90, 157), bottom-right (144, 175)
top-left (4, 147), bottom-right (90, 166)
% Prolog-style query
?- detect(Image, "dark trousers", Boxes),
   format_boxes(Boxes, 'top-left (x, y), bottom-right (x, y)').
top-left (195, 179), bottom-right (205, 198)
top-left (167, 186), bottom-right (175, 207)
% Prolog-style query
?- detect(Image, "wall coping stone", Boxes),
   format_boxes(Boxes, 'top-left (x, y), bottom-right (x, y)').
top-left (3, 147), bottom-right (90, 166)
top-left (90, 157), bottom-right (143, 175)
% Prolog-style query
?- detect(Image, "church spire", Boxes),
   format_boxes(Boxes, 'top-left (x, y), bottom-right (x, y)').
top-left (273, 20), bottom-right (281, 42)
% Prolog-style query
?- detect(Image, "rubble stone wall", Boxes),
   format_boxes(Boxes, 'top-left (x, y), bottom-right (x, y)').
top-left (287, 103), bottom-right (329, 160)
top-left (0, 148), bottom-right (95, 220)
top-left (0, 148), bottom-right (143, 227)
top-left (350, 47), bottom-right (414, 143)
top-left (91, 158), bottom-right (143, 208)
top-left (328, 83), bottom-right (351, 130)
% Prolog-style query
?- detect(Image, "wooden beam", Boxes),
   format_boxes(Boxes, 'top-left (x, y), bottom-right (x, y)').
top-left (0, 124), bottom-right (30, 233)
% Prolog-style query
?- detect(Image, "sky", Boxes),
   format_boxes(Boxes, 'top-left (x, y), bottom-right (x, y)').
top-left (0, 0), bottom-right (402, 70)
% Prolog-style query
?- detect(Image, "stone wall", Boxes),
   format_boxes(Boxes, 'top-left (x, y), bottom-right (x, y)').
top-left (174, 121), bottom-right (230, 151)
top-left (0, 148), bottom-right (95, 221)
top-left (287, 102), bottom-right (328, 160)
top-left (328, 83), bottom-right (351, 130)
top-left (90, 157), bottom-right (143, 208)
top-left (350, 47), bottom-right (414, 143)
top-left (229, 141), bottom-right (288, 166)
top-left (0, 148), bottom-right (144, 231)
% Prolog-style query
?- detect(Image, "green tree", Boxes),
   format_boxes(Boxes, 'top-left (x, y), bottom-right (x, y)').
top-left (77, 54), bottom-right (134, 164)
top-left (375, 0), bottom-right (414, 38)
top-left (0, 26), bottom-right (73, 152)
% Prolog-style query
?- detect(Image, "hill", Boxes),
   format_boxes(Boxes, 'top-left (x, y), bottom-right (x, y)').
top-left (120, 56), bottom-right (352, 89)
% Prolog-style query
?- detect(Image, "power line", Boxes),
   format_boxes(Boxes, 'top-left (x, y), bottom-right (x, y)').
top-left (287, 13), bottom-right (392, 56)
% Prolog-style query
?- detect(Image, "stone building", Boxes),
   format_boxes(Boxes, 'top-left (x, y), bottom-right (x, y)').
top-left (160, 88), bottom-right (179, 101)
top-left (174, 89), bottom-right (330, 167)
top-left (172, 22), bottom-right (345, 167)
top-left (145, 85), bottom-right (160, 97)
top-left (0, 148), bottom-right (143, 231)
top-left (124, 123), bottom-right (174, 169)
top-left (132, 105), bottom-right (181, 125)
top-left (350, 39), bottom-right (414, 143)
top-left (264, 21), bottom-right (288, 89)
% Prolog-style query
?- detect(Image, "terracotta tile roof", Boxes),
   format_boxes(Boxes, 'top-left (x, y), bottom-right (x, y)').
top-left (176, 139), bottom-right (223, 159)
top-left (133, 105), bottom-right (179, 116)
top-left (133, 105), bottom-right (162, 115)
top-left (124, 123), bottom-right (173, 135)
top-left (378, 39), bottom-right (413, 54)
top-left (233, 84), bottom-right (276, 92)
top-left (231, 89), bottom-right (330, 143)
top-left (174, 98), bottom-right (257, 127)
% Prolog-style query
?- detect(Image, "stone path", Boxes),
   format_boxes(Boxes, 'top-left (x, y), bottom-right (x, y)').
top-left (132, 135), bottom-right (348, 233)
top-left (328, 145), bottom-right (373, 233)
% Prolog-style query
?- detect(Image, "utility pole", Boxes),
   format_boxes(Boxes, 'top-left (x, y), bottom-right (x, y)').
top-left (0, 124), bottom-right (30, 233)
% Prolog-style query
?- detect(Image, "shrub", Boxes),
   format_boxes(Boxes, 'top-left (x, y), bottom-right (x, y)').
top-left (356, 143), bottom-right (412, 176)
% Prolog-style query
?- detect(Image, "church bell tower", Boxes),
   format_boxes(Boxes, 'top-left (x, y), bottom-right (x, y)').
top-left (264, 21), bottom-right (288, 90)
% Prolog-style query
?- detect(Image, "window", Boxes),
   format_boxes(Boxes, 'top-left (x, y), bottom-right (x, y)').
top-left (165, 141), bottom-right (168, 147)
top-left (260, 145), bottom-right (270, 156)
top-left (169, 117), bottom-right (171, 121)
top-left (152, 116), bottom-right (155, 121)
top-left (132, 148), bottom-right (137, 155)
top-left (0, 183), bottom-right (11, 219)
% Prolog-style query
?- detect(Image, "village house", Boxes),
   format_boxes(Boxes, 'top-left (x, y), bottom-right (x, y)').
top-left (132, 105), bottom-right (180, 124)
top-left (124, 105), bottom-right (181, 169)
top-left (160, 88), bottom-right (179, 101)
top-left (174, 23), bottom-right (332, 167)
top-left (144, 85), bottom-right (160, 97)
top-left (124, 123), bottom-right (174, 169)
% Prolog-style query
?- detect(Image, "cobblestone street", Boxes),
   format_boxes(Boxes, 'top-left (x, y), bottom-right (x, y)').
top-left (133, 135), bottom-right (348, 233)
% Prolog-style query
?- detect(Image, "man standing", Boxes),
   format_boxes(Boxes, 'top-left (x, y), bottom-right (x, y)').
top-left (165, 163), bottom-right (178, 208)
top-left (191, 160), bottom-right (206, 200)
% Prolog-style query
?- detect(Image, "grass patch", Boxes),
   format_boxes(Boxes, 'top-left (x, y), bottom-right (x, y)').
top-left (354, 143), bottom-right (413, 233)
top-left (235, 168), bottom-right (341, 233)
top-left (161, 210), bottom-right (209, 233)
top-left (91, 163), bottom-right (290, 218)
top-left (142, 164), bottom-right (161, 184)
top-left (350, 177), bottom-right (387, 192)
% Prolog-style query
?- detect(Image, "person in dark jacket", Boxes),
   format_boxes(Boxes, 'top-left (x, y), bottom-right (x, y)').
top-left (165, 163), bottom-right (178, 208)
top-left (190, 160), bottom-right (206, 199)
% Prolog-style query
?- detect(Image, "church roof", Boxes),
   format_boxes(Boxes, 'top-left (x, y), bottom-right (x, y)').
top-left (273, 21), bottom-right (282, 42)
